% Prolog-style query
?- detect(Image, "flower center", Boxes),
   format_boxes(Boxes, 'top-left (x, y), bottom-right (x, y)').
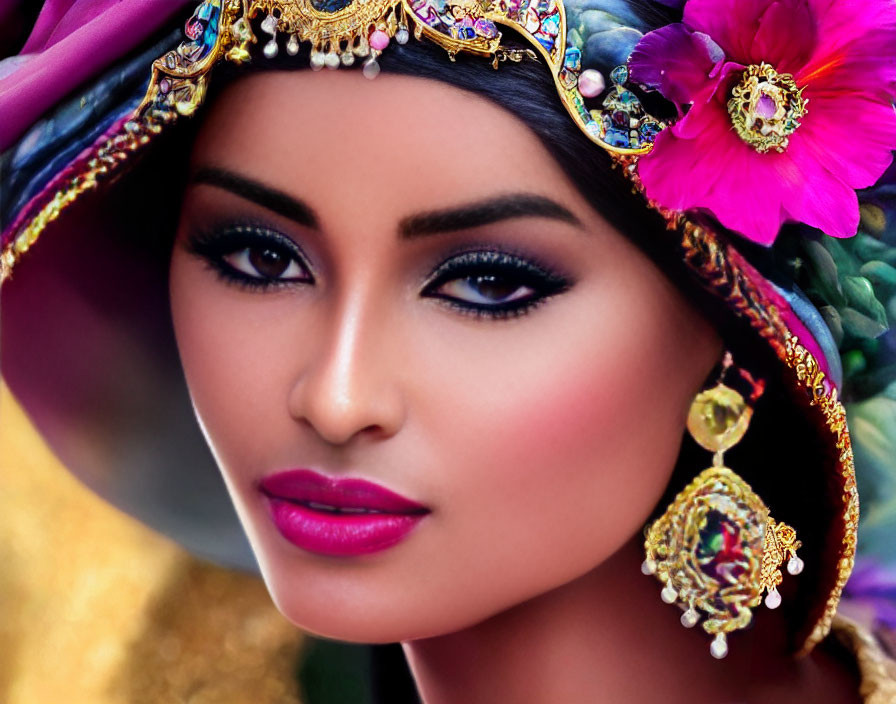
top-left (727, 63), bottom-right (808, 153)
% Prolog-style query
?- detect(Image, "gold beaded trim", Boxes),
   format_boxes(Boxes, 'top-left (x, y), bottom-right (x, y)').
top-left (0, 117), bottom-right (165, 285)
top-left (784, 337), bottom-right (858, 654)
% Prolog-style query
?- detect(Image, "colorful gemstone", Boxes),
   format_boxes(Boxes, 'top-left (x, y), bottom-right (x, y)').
top-left (687, 383), bottom-right (752, 453)
top-left (618, 90), bottom-right (638, 107)
top-left (310, 0), bottom-right (354, 11)
top-left (727, 63), bottom-right (807, 153)
top-left (639, 120), bottom-right (662, 141)
top-left (525, 7), bottom-right (540, 32)
top-left (185, 18), bottom-right (203, 40)
top-left (369, 29), bottom-right (390, 51)
top-left (540, 12), bottom-right (560, 36)
top-left (474, 18), bottom-right (498, 38)
top-left (696, 510), bottom-right (748, 584)
top-left (559, 68), bottom-right (577, 90)
top-left (534, 33), bottom-right (554, 51)
top-left (604, 128), bottom-right (630, 148)
top-left (611, 110), bottom-right (629, 128)
top-left (563, 45), bottom-right (581, 71)
top-left (584, 120), bottom-right (603, 138)
top-left (610, 64), bottom-right (629, 85)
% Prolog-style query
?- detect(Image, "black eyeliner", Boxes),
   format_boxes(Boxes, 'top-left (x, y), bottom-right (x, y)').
top-left (421, 248), bottom-right (573, 319)
top-left (185, 222), bottom-right (314, 290)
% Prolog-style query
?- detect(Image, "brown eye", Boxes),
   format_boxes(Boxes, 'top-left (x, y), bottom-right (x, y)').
top-left (224, 246), bottom-right (309, 281)
top-left (249, 248), bottom-right (289, 278)
top-left (435, 274), bottom-right (534, 305)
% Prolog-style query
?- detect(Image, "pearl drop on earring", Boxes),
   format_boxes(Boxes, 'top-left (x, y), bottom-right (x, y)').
top-left (710, 633), bottom-right (728, 659)
top-left (661, 582), bottom-right (677, 604)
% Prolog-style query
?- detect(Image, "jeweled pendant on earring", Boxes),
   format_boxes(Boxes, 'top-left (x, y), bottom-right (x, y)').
top-left (642, 363), bottom-right (803, 659)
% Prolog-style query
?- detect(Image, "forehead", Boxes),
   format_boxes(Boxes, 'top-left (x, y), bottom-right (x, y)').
top-left (188, 70), bottom-right (585, 224)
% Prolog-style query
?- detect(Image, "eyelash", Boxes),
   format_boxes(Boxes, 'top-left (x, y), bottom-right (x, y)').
top-left (421, 249), bottom-right (571, 319)
top-left (186, 224), bottom-right (313, 292)
top-left (185, 226), bottom-right (572, 319)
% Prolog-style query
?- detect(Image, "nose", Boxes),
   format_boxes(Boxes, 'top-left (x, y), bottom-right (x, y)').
top-left (287, 290), bottom-right (406, 446)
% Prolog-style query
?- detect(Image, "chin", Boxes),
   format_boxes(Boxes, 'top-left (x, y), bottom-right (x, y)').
top-left (254, 556), bottom-right (522, 644)
top-left (262, 579), bottom-right (443, 643)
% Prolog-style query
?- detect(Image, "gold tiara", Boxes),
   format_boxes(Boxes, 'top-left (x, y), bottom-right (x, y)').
top-left (140, 0), bottom-right (663, 154)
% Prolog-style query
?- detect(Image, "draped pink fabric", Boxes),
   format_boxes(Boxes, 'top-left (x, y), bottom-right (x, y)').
top-left (0, 0), bottom-right (191, 151)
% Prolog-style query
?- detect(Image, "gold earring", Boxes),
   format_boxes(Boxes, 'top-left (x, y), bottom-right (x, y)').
top-left (641, 352), bottom-right (803, 659)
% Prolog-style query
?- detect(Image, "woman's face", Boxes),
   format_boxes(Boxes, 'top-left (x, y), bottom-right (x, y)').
top-left (169, 70), bottom-right (722, 643)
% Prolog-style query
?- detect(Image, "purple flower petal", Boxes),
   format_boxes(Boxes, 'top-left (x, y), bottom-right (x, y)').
top-left (628, 23), bottom-right (725, 108)
top-left (683, 0), bottom-right (775, 62)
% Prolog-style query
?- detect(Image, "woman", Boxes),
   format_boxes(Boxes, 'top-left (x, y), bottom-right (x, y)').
top-left (2, 0), bottom-right (896, 701)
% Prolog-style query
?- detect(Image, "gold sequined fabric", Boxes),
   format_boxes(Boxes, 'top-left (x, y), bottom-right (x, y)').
top-left (831, 614), bottom-right (896, 703)
top-left (0, 382), bottom-right (305, 704)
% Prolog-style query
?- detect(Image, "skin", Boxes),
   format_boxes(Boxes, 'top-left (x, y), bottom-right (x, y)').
top-left (168, 70), bottom-right (860, 702)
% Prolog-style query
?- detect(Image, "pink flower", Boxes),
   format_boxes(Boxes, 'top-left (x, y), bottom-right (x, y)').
top-left (628, 0), bottom-right (896, 245)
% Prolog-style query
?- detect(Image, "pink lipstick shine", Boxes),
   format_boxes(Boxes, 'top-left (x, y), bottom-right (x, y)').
top-left (258, 469), bottom-right (430, 557)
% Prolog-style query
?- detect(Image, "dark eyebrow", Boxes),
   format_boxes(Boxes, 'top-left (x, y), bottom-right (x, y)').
top-left (188, 168), bottom-right (581, 238)
top-left (399, 194), bottom-right (582, 239)
top-left (189, 167), bottom-right (320, 229)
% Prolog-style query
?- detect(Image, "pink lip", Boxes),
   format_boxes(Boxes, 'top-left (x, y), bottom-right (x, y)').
top-left (258, 469), bottom-right (430, 556)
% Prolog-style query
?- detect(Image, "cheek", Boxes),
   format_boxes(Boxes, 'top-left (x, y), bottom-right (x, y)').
top-left (413, 300), bottom-right (700, 614)
top-left (169, 257), bottom-right (291, 464)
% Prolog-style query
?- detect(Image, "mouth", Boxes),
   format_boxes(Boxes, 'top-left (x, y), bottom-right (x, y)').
top-left (298, 502), bottom-right (395, 515)
top-left (257, 468), bottom-right (430, 556)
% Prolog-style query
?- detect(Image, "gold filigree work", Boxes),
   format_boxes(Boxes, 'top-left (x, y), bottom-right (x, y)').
top-left (727, 63), bottom-right (807, 153)
top-left (644, 465), bottom-right (801, 658)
